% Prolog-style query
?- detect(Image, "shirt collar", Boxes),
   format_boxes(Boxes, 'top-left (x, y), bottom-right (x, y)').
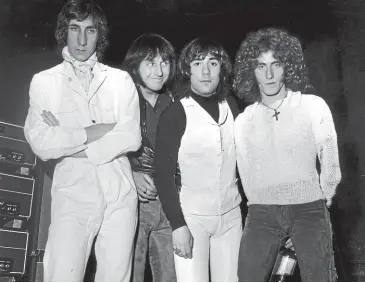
top-left (247, 90), bottom-right (303, 121)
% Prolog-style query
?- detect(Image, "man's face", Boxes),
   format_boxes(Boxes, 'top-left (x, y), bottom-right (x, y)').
top-left (190, 54), bottom-right (221, 97)
top-left (138, 53), bottom-right (170, 92)
top-left (254, 50), bottom-right (285, 98)
top-left (67, 17), bottom-right (98, 62)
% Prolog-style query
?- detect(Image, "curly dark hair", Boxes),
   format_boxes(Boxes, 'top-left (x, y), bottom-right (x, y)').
top-left (177, 38), bottom-right (232, 101)
top-left (122, 33), bottom-right (176, 93)
top-left (55, 0), bottom-right (108, 58)
top-left (233, 27), bottom-right (311, 103)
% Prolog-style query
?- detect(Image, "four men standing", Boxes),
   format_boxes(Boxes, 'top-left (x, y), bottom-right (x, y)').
top-left (23, 0), bottom-right (341, 281)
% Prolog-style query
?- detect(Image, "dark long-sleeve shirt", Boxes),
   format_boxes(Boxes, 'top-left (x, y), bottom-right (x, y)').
top-left (129, 90), bottom-right (172, 176)
top-left (155, 91), bottom-right (239, 231)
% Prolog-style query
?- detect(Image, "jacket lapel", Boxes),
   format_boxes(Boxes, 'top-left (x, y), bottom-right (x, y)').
top-left (88, 62), bottom-right (107, 101)
top-left (217, 101), bottom-right (229, 126)
top-left (61, 61), bottom-right (108, 100)
top-left (61, 62), bottom-right (85, 97)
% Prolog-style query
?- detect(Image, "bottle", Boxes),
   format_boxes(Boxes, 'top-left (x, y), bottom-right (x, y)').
top-left (269, 247), bottom-right (297, 282)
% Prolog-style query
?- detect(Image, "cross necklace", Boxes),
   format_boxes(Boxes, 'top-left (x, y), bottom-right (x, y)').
top-left (260, 99), bottom-right (285, 121)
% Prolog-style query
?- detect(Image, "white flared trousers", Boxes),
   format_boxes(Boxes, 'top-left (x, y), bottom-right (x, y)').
top-left (174, 206), bottom-right (242, 282)
top-left (43, 175), bottom-right (138, 282)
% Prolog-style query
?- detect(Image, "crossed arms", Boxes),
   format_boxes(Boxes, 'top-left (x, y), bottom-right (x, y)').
top-left (41, 110), bottom-right (116, 158)
top-left (24, 71), bottom-right (141, 165)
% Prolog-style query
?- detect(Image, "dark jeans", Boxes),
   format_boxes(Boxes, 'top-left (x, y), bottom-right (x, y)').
top-left (133, 199), bottom-right (176, 282)
top-left (238, 199), bottom-right (336, 282)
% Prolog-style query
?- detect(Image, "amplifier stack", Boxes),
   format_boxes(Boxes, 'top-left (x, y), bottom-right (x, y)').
top-left (0, 121), bottom-right (42, 281)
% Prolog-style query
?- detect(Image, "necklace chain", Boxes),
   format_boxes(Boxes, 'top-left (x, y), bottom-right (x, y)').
top-left (260, 99), bottom-right (285, 121)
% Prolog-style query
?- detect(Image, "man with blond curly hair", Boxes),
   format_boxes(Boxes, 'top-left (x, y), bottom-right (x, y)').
top-left (233, 27), bottom-right (341, 281)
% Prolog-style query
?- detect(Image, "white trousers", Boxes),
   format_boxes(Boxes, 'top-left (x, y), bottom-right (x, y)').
top-left (174, 206), bottom-right (242, 282)
top-left (43, 169), bottom-right (138, 282)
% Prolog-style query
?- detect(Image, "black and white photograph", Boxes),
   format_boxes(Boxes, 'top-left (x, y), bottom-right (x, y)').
top-left (0, 0), bottom-right (364, 282)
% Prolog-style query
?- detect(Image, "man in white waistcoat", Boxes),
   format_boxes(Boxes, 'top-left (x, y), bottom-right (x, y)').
top-left (155, 38), bottom-right (242, 281)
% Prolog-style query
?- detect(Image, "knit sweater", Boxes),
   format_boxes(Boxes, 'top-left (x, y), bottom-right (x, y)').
top-left (234, 90), bottom-right (341, 205)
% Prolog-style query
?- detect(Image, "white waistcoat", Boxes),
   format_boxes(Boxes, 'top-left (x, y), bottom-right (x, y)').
top-left (178, 97), bottom-right (241, 216)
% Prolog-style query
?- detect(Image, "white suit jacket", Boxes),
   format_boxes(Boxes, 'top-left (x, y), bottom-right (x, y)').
top-left (24, 60), bottom-right (141, 198)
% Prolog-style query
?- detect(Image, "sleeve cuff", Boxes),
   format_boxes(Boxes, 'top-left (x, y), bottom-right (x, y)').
top-left (75, 127), bottom-right (88, 145)
top-left (84, 143), bottom-right (104, 165)
top-left (170, 214), bottom-right (187, 231)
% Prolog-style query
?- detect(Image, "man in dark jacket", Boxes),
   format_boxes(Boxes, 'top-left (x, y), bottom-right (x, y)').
top-left (122, 33), bottom-right (177, 282)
